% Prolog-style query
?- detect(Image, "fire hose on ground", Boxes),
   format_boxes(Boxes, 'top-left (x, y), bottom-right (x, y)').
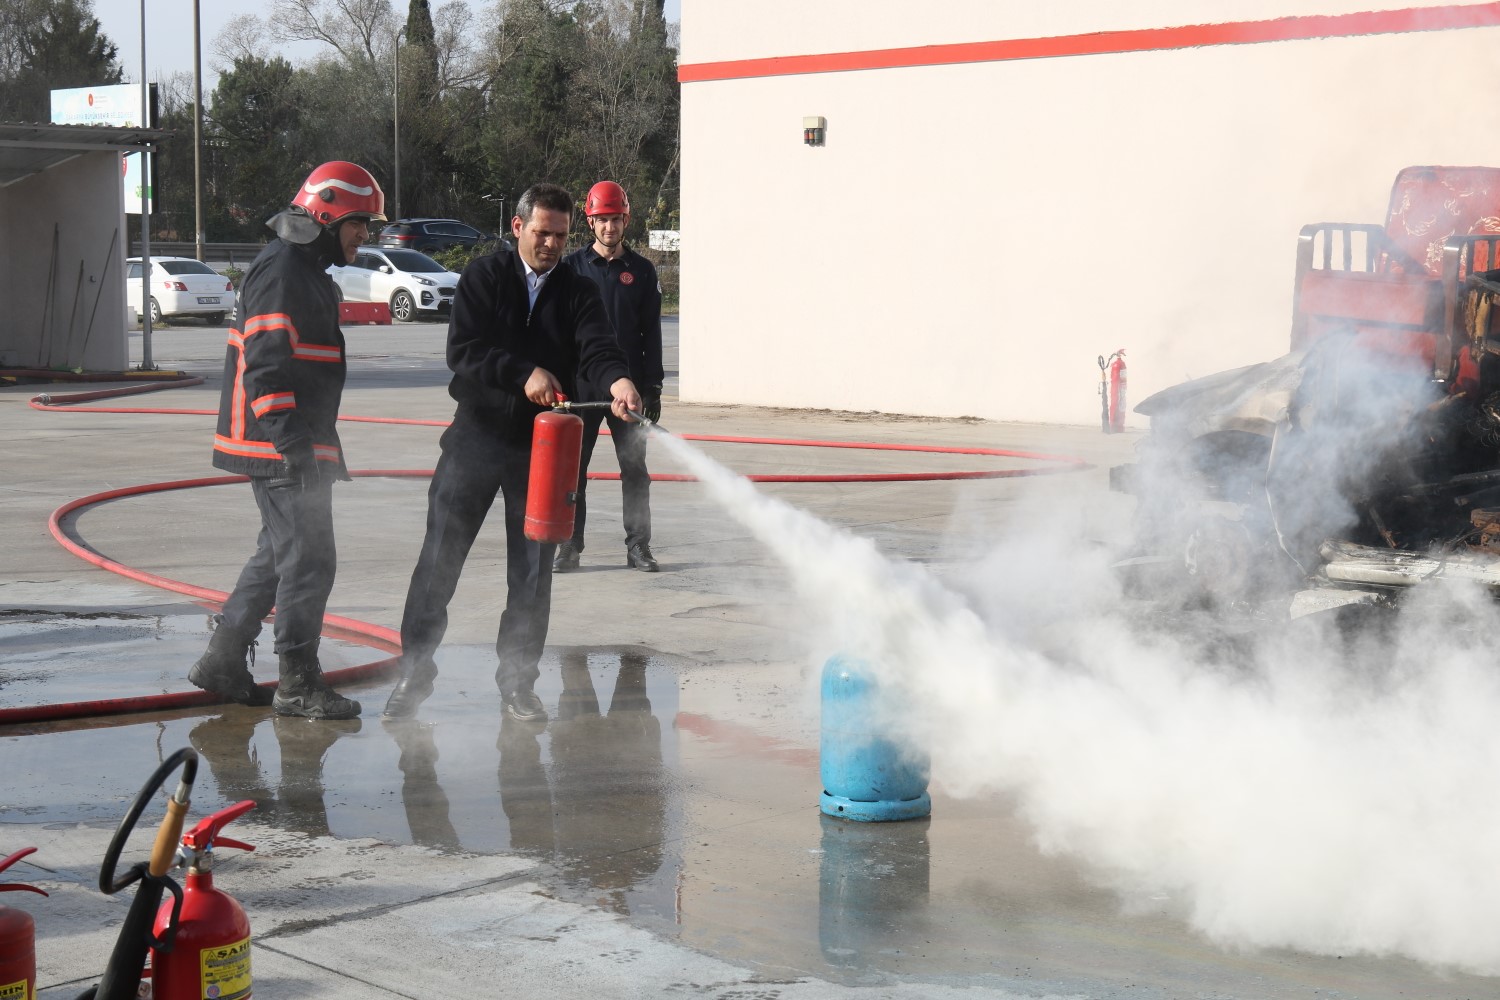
top-left (3, 380), bottom-right (1092, 726)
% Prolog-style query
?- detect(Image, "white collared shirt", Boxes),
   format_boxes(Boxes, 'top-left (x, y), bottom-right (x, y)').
top-left (524, 261), bottom-right (552, 312)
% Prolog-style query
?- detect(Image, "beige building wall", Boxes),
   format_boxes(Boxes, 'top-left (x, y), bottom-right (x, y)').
top-left (0, 153), bottom-right (130, 371)
top-left (677, 2), bottom-right (1500, 426)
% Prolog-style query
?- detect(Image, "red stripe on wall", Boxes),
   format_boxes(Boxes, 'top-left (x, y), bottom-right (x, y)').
top-left (678, 3), bottom-right (1500, 82)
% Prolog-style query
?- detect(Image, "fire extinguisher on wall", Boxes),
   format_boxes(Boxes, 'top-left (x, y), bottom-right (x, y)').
top-left (151, 800), bottom-right (257, 1000)
top-left (1097, 349), bottom-right (1127, 433)
top-left (0, 847), bottom-right (46, 1000)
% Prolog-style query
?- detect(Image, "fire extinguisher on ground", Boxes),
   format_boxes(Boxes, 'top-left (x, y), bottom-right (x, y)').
top-left (151, 800), bottom-right (257, 1000)
top-left (1, 847), bottom-right (46, 1000)
top-left (1097, 349), bottom-right (1127, 434)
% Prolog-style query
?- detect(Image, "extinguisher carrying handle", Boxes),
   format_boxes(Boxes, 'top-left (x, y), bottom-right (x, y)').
top-left (0, 851), bottom-right (46, 893)
top-left (0, 846), bottom-right (47, 896)
top-left (181, 799), bottom-right (258, 856)
top-left (554, 399), bottom-right (667, 433)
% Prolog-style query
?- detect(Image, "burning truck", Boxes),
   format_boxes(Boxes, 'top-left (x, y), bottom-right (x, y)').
top-left (1112, 166), bottom-right (1500, 610)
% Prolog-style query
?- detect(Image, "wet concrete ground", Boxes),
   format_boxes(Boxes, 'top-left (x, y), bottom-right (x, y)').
top-left (3, 323), bottom-right (1496, 998)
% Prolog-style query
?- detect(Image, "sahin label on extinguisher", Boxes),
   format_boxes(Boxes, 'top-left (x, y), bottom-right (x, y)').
top-left (200, 935), bottom-right (252, 999)
top-left (0, 977), bottom-right (30, 1000)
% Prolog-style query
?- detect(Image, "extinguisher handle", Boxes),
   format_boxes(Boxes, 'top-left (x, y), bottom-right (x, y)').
top-left (182, 799), bottom-right (258, 853)
top-left (0, 846), bottom-right (36, 874)
top-left (211, 837), bottom-right (256, 854)
top-left (0, 846), bottom-right (47, 896)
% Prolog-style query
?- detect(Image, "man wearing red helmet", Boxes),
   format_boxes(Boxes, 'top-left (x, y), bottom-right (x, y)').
top-left (555, 179), bottom-right (665, 573)
top-left (186, 160), bottom-right (385, 720)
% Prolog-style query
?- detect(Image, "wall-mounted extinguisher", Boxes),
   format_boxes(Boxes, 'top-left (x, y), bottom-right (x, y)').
top-left (151, 800), bottom-right (257, 1000)
top-left (524, 399), bottom-right (585, 544)
top-left (1097, 349), bottom-right (1127, 433)
top-left (0, 847), bottom-right (46, 1000)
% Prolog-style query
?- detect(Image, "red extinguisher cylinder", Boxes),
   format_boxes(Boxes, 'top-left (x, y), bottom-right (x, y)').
top-left (0, 903), bottom-right (36, 1000)
top-left (152, 870), bottom-right (252, 1000)
top-left (1108, 350), bottom-right (1128, 433)
top-left (525, 410), bottom-right (585, 544)
top-left (1, 847), bottom-right (45, 1000)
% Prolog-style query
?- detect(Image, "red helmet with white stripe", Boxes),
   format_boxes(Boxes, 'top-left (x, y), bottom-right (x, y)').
top-left (293, 161), bottom-right (387, 226)
top-left (584, 180), bottom-right (629, 218)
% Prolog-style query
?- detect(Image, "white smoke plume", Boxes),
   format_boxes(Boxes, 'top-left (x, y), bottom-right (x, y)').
top-left (653, 419), bottom-right (1500, 977)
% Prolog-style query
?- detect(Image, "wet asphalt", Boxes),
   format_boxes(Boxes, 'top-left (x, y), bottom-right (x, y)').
top-left (2, 319), bottom-right (1493, 998)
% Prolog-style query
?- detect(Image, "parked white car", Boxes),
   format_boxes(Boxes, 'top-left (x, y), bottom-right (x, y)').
top-left (126, 256), bottom-right (236, 325)
top-left (327, 247), bottom-right (460, 322)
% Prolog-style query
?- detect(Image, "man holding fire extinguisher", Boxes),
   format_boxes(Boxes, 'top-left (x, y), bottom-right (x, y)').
top-left (384, 183), bottom-right (641, 723)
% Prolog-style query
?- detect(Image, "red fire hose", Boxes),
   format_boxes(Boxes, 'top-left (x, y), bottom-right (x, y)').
top-left (6, 380), bottom-right (1091, 726)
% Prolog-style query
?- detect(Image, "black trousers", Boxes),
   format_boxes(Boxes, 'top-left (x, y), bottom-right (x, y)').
top-left (571, 408), bottom-right (651, 550)
top-left (399, 408), bottom-right (554, 696)
top-left (219, 477), bottom-right (336, 656)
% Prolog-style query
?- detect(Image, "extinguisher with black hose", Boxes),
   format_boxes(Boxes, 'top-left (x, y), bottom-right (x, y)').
top-left (150, 800), bottom-right (257, 1000)
top-left (1, 847), bottom-right (47, 1000)
top-left (1098, 349), bottom-right (1127, 433)
top-left (78, 747), bottom-right (199, 1000)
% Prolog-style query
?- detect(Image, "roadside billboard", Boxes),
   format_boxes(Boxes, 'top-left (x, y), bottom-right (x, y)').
top-left (50, 83), bottom-right (156, 213)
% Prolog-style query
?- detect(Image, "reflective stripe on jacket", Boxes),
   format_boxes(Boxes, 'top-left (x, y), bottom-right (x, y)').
top-left (212, 239), bottom-right (349, 478)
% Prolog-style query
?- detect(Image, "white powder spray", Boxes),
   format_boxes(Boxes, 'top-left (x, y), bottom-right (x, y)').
top-left (653, 427), bottom-right (1500, 977)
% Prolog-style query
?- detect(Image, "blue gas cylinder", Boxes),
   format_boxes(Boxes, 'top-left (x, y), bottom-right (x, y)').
top-left (819, 656), bottom-right (931, 821)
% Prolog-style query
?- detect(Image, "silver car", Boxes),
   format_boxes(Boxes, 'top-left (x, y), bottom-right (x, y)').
top-left (327, 247), bottom-right (460, 322)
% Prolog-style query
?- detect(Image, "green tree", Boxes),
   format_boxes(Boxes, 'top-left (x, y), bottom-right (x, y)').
top-left (565, 0), bottom-right (678, 234)
top-left (209, 55), bottom-right (307, 240)
top-left (0, 0), bottom-right (123, 121)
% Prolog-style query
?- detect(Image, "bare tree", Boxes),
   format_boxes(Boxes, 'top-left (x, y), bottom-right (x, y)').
top-left (569, 0), bottom-right (673, 183)
top-left (268, 0), bottom-right (396, 65)
top-left (212, 14), bottom-right (269, 71)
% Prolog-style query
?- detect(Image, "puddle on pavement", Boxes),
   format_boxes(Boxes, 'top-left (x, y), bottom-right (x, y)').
top-left (0, 608), bottom-right (375, 707)
top-left (0, 627), bottom-right (957, 986)
top-left (3, 621), bottom-right (1477, 995)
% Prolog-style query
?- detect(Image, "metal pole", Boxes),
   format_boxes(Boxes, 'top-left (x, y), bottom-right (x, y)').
top-left (393, 28), bottom-right (403, 222)
top-left (139, 0), bottom-right (154, 371)
top-left (193, 0), bottom-right (204, 262)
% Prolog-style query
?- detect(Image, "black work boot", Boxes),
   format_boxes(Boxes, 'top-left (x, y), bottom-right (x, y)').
top-left (626, 543), bottom-right (659, 572)
top-left (188, 616), bottom-right (272, 706)
top-left (273, 645), bottom-right (362, 720)
top-left (382, 657), bottom-right (439, 719)
top-left (553, 540), bottom-right (581, 572)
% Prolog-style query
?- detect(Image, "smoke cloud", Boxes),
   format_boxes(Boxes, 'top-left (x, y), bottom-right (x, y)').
top-left (654, 411), bottom-right (1500, 977)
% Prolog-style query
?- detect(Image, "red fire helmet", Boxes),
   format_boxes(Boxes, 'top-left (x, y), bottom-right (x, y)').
top-left (584, 180), bottom-right (630, 218)
top-left (292, 161), bottom-right (387, 226)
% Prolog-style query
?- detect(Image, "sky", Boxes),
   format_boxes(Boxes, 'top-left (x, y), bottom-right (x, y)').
top-left (91, 0), bottom-right (682, 89)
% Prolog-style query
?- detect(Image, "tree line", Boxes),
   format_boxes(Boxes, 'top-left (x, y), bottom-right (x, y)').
top-left (0, 0), bottom-right (680, 245)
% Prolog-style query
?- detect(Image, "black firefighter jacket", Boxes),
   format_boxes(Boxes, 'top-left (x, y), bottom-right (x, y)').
top-left (445, 248), bottom-right (631, 440)
top-left (212, 239), bottom-right (349, 479)
top-left (563, 244), bottom-right (664, 393)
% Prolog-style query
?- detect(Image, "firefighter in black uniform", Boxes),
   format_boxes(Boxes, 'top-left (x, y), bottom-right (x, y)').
top-left (187, 160), bottom-right (385, 720)
top-left (382, 183), bottom-right (642, 723)
top-left (554, 180), bottom-right (665, 573)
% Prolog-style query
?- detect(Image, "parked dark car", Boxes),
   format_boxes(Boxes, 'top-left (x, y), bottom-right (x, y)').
top-left (376, 218), bottom-right (509, 254)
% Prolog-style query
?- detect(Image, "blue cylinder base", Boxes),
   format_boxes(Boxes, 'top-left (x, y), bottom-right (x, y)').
top-left (820, 789), bottom-right (932, 822)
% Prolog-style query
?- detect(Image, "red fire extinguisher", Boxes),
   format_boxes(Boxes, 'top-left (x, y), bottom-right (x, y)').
top-left (524, 402), bottom-right (585, 544)
top-left (151, 800), bottom-right (257, 1000)
top-left (0, 847), bottom-right (46, 1000)
top-left (1100, 348), bottom-right (1127, 434)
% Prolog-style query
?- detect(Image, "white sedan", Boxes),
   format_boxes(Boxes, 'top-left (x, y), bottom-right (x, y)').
top-left (126, 256), bottom-right (236, 325)
top-left (327, 247), bottom-right (460, 322)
